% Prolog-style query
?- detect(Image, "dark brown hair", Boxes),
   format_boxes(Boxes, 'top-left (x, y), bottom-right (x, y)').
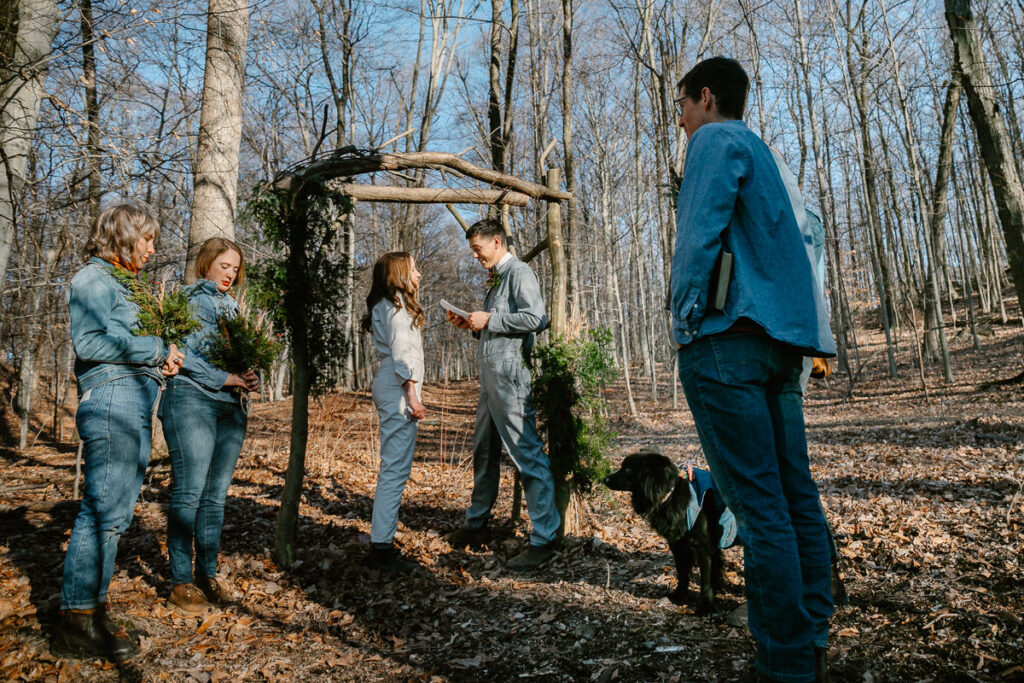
top-left (677, 56), bottom-right (749, 120)
top-left (360, 252), bottom-right (424, 333)
top-left (194, 237), bottom-right (245, 292)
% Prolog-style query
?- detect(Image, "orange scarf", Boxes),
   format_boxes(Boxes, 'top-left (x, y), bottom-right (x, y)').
top-left (111, 255), bottom-right (138, 275)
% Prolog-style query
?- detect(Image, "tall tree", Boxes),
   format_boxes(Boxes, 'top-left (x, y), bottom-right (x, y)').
top-left (945, 0), bottom-right (1024, 316)
top-left (0, 0), bottom-right (60, 288)
top-left (188, 0), bottom-right (249, 278)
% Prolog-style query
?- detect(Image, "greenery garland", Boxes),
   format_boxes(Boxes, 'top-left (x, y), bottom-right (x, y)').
top-left (532, 327), bottom-right (619, 494)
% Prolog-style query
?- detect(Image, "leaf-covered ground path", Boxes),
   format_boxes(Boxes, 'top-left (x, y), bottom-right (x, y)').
top-left (2, 324), bottom-right (1023, 681)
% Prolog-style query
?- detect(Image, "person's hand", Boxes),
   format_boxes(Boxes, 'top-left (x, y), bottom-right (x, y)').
top-left (408, 396), bottom-right (426, 420)
top-left (161, 344), bottom-right (184, 376)
top-left (404, 381), bottom-right (426, 420)
top-left (446, 310), bottom-right (471, 330)
top-left (467, 311), bottom-right (490, 332)
top-left (225, 370), bottom-right (260, 392)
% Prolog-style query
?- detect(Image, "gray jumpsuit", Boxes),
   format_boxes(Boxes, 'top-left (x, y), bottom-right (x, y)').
top-left (465, 254), bottom-right (560, 545)
top-left (370, 296), bottom-right (424, 544)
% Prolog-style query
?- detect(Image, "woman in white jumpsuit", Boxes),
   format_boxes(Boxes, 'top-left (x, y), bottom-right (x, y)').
top-left (361, 252), bottom-right (426, 572)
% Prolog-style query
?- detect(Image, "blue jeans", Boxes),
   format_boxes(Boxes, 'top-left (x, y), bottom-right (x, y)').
top-left (160, 381), bottom-right (246, 585)
top-left (678, 333), bottom-right (832, 683)
top-left (61, 375), bottom-right (160, 610)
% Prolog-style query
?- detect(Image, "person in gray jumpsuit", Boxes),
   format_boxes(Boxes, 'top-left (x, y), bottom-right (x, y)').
top-left (446, 218), bottom-right (560, 570)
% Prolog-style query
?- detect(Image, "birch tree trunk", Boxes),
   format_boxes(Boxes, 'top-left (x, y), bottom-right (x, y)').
top-left (188, 0), bottom-right (249, 278)
top-left (0, 0), bottom-right (60, 288)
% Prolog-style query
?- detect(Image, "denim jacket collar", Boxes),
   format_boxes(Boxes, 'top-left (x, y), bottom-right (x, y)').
top-left (193, 279), bottom-right (224, 297)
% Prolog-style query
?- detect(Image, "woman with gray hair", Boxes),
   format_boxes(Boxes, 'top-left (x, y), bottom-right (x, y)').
top-left (53, 204), bottom-right (184, 662)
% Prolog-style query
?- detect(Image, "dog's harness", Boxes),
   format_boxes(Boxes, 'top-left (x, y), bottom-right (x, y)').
top-left (684, 466), bottom-right (739, 550)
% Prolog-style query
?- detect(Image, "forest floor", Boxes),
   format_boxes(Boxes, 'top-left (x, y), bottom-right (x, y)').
top-left (1, 315), bottom-right (1023, 682)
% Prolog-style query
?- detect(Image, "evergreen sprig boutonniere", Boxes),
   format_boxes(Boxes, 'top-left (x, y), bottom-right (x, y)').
top-left (485, 270), bottom-right (502, 290)
top-left (204, 304), bottom-right (284, 374)
top-left (110, 268), bottom-right (200, 347)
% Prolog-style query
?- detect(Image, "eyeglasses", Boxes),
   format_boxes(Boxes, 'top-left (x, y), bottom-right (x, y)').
top-left (674, 96), bottom-right (688, 117)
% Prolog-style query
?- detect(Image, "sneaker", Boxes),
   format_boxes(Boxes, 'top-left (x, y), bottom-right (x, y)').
top-left (367, 544), bottom-right (419, 573)
top-left (196, 575), bottom-right (232, 606)
top-left (447, 524), bottom-right (491, 550)
top-left (169, 583), bottom-right (210, 613)
top-left (505, 542), bottom-right (557, 570)
top-left (52, 608), bottom-right (137, 662)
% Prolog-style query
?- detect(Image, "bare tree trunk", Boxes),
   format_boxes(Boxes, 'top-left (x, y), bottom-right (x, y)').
top-left (188, 0), bottom-right (249, 278)
top-left (559, 0), bottom-right (578, 316)
top-left (923, 73), bottom-right (960, 382)
top-left (80, 0), bottom-right (101, 223)
top-left (946, 0), bottom-right (1024, 315)
top-left (0, 0), bottom-right (60, 287)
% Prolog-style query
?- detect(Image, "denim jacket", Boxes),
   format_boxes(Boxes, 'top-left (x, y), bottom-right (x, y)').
top-left (172, 279), bottom-right (239, 403)
top-left (68, 257), bottom-right (168, 395)
top-left (670, 120), bottom-right (836, 357)
top-left (479, 255), bottom-right (547, 363)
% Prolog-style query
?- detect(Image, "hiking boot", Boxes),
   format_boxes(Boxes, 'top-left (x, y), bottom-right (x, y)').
top-left (196, 575), bottom-right (232, 606)
top-left (505, 542), bottom-right (557, 570)
top-left (447, 524), bottom-right (491, 550)
top-left (169, 583), bottom-right (210, 613)
top-left (52, 609), bottom-right (137, 661)
top-left (96, 603), bottom-right (145, 641)
top-left (367, 544), bottom-right (419, 573)
top-left (830, 567), bottom-right (850, 607)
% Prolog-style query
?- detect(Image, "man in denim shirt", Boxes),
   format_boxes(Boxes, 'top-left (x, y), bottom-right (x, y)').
top-left (671, 57), bottom-right (835, 683)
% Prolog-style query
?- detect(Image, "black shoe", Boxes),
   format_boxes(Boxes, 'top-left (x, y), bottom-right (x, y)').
top-left (447, 524), bottom-right (491, 549)
top-left (52, 609), bottom-right (137, 662)
top-left (830, 567), bottom-right (850, 607)
top-left (367, 544), bottom-right (419, 573)
top-left (505, 542), bottom-right (557, 570)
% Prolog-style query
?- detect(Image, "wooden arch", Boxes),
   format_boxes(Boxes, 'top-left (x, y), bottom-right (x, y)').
top-left (272, 149), bottom-right (572, 335)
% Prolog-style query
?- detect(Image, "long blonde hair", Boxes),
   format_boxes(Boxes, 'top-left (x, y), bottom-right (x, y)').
top-left (361, 252), bottom-right (424, 332)
top-left (83, 203), bottom-right (159, 269)
top-left (194, 237), bottom-right (245, 293)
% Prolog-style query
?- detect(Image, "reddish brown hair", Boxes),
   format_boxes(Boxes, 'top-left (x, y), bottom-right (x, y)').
top-left (194, 237), bottom-right (245, 293)
top-left (360, 252), bottom-right (424, 333)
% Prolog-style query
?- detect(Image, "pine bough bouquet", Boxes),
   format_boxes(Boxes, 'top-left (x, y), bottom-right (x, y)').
top-left (205, 303), bottom-right (283, 375)
top-left (111, 268), bottom-right (200, 346)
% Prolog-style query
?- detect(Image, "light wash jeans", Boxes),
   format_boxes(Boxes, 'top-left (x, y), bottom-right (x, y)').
top-left (160, 381), bottom-right (246, 585)
top-left (61, 375), bottom-right (160, 609)
top-left (678, 333), bottom-right (832, 683)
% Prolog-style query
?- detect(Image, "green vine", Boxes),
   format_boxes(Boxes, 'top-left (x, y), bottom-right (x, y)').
top-left (244, 183), bottom-right (353, 394)
top-left (532, 327), bottom-right (618, 494)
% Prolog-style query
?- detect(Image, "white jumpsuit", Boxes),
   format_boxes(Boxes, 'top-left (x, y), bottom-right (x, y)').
top-left (369, 296), bottom-right (424, 544)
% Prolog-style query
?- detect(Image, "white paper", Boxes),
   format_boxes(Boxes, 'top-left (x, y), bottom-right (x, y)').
top-left (440, 299), bottom-right (471, 319)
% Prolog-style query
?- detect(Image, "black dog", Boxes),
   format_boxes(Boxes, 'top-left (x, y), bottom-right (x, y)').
top-left (604, 450), bottom-right (731, 615)
top-left (605, 449), bottom-right (850, 616)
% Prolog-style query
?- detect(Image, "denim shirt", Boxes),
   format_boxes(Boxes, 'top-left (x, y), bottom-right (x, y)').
top-left (479, 255), bottom-right (547, 362)
top-left (173, 279), bottom-right (239, 403)
top-left (670, 120), bottom-right (836, 357)
top-left (68, 257), bottom-right (168, 395)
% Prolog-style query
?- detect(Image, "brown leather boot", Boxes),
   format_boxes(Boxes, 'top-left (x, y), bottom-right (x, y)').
top-left (195, 575), bottom-right (232, 606)
top-left (52, 608), bottom-right (137, 661)
top-left (169, 583), bottom-right (210, 613)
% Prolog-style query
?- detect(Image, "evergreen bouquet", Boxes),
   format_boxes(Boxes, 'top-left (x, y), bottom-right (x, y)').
top-left (111, 268), bottom-right (200, 346)
top-left (204, 303), bottom-right (283, 375)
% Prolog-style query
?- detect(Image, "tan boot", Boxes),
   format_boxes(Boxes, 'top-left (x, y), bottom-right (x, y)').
top-left (195, 576), bottom-right (232, 606)
top-left (169, 583), bottom-right (209, 613)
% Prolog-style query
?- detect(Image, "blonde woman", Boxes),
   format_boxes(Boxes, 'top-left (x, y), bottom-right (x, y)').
top-left (361, 252), bottom-right (425, 572)
top-left (54, 204), bottom-right (184, 662)
top-left (160, 238), bottom-right (257, 612)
